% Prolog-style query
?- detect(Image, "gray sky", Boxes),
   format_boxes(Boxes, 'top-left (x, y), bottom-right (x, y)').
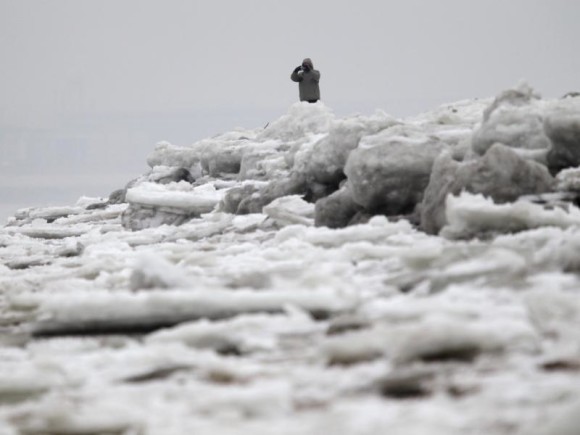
top-left (1, 0), bottom-right (580, 219)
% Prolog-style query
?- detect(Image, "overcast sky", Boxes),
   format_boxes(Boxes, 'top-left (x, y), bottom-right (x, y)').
top-left (1, 0), bottom-right (580, 219)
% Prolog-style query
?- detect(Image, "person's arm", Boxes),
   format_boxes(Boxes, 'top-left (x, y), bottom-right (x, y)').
top-left (311, 70), bottom-right (320, 83)
top-left (291, 66), bottom-right (303, 82)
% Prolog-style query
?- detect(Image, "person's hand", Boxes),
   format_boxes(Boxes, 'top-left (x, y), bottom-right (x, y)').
top-left (294, 66), bottom-right (302, 73)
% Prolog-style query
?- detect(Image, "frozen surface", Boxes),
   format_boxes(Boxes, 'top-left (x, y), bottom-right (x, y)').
top-left (1, 88), bottom-right (580, 434)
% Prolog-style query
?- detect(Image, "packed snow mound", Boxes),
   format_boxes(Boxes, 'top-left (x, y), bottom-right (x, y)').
top-left (3, 84), bottom-right (580, 434)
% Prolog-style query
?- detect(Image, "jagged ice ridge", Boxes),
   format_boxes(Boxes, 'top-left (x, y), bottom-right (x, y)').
top-left (1, 83), bottom-right (580, 434)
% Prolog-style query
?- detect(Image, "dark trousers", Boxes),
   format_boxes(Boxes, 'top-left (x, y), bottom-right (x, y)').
top-left (307, 99), bottom-right (319, 103)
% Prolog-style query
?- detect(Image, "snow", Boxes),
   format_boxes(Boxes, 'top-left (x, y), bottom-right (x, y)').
top-left (2, 85), bottom-right (580, 434)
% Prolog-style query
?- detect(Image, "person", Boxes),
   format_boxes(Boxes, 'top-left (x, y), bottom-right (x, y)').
top-left (290, 58), bottom-right (321, 103)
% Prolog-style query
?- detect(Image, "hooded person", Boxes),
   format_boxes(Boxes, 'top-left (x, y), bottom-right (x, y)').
top-left (291, 58), bottom-right (321, 103)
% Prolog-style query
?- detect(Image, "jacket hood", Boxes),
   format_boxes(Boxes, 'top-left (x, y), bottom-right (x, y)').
top-left (302, 58), bottom-right (314, 69)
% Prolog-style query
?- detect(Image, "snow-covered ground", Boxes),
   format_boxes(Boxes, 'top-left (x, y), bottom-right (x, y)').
top-left (1, 84), bottom-right (580, 434)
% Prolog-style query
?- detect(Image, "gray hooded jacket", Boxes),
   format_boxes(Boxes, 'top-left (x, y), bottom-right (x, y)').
top-left (291, 58), bottom-right (321, 102)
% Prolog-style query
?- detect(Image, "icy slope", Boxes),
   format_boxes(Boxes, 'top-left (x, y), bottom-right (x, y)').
top-left (1, 84), bottom-right (580, 434)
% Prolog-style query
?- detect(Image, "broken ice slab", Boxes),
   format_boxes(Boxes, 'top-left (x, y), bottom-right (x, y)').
top-left (3, 225), bottom-right (90, 240)
top-left (10, 205), bottom-right (84, 224)
top-left (28, 288), bottom-right (357, 337)
top-left (4, 255), bottom-right (52, 270)
top-left (10, 398), bottom-right (142, 435)
top-left (263, 195), bottom-right (315, 227)
top-left (125, 181), bottom-right (224, 214)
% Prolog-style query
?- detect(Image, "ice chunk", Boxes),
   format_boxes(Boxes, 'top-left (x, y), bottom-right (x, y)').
top-left (31, 288), bottom-right (357, 336)
top-left (146, 140), bottom-right (202, 169)
top-left (472, 83), bottom-right (551, 156)
top-left (263, 195), bottom-right (314, 227)
top-left (147, 310), bottom-right (317, 354)
top-left (557, 167), bottom-right (580, 192)
top-left (129, 252), bottom-right (192, 290)
top-left (345, 126), bottom-right (446, 214)
top-left (125, 182), bottom-right (223, 213)
top-left (441, 192), bottom-right (580, 239)
top-left (389, 318), bottom-right (503, 364)
top-left (297, 111), bottom-right (397, 186)
top-left (258, 102), bottom-right (335, 141)
top-left (315, 184), bottom-right (362, 228)
top-left (421, 144), bottom-right (555, 234)
top-left (322, 327), bottom-right (386, 365)
top-left (545, 99), bottom-right (580, 173)
top-left (122, 182), bottom-right (224, 230)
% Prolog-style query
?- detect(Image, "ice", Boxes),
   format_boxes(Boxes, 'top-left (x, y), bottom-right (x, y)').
top-left (28, 287), bottom-right (358, 336)
top-left (296, 111), bottom-right (397, 186)
top-left (472, 82), bottom-right (551, 156)
top-left (258, 102), bottom-right (334, 141)
top-left (556, 167), bottom-right (580, 191)
top-left (345, 125), bottom-right (447, 214)
top-left (442, 191), bottom-right (580, 239)
top-left (532, 400), bottom-right (580, 435)
top-left (314, 184), bottom-right (361, 228)
top-left (122, 181), bottom-right (224, 230)
top-left (545, 97), bottom-right (580, 173)
top-left (421, 143), bottom-right (555, 234)
top-left (3, 84), bottom-right (580, 434)
top-left (125, 181), bottom-right (223, 212)
top-left (147, 140), bottom-right (203, 170)
top-left (147, 310), bottom-right (318, 354)
top-left (263, 195), bottom-right (314, 227)
top-left (129, 252), bottom-right (192, 290)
